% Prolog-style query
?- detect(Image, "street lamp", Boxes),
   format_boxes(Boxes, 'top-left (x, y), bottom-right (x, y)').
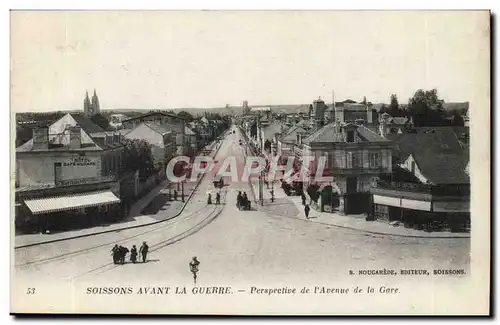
top-left (181, 180), bottom-right (185, 202)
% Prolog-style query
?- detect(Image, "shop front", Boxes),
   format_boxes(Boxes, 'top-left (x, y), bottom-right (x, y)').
top-left (16, 181), bottom-right (122, 234)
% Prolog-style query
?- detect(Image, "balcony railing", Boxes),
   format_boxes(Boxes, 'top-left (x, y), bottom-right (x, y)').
top-left (55, 175), bottom-right (117, 187)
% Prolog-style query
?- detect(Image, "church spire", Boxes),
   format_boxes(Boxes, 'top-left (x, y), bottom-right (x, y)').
top-left (91, 89), bottom-right (100, 115)
top-left (84, 90), bottom-right (92, 116)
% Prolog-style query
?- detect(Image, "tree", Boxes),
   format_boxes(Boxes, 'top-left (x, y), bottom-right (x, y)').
top-left (91, 113), bottom-right (113, 131)
top-left (361, 96), bottom-right (367, 105)
top-left (177, 110), bottom-right (194, 122)
top-left (379, 104), bottom-right (388, 114)
top-left (389, 94), bottom-right (399, 116)
top-left (121, 139), bottom-right (156, 180)
top-left (407, 89), bottom-right (446, 127)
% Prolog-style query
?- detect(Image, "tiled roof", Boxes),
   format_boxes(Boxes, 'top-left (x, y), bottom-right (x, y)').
top-left (280, 125), bottom-right (308, 143)
top-left (295, 119), bottom-right (310, 128)
top-left (15, 138), bottom-right (103, 152)
top-left (144, 122), bottom-right (173, 135)
top-left (412, 149), bottom-right (469, 185)
top-left (356, 126), bottom-right (390, 142)
top-left (394, 127), bottom-right (466, 162)
top-left (340, 103), bottom-right (368, 111)
top-left (262, 121), bottom-right (285, 140)
top-left (122, 111), bottom-right (185, 123)
top-left (303, 123), bottom-right (389, 144)
top-left (394, 127), bottom-right (469, 184)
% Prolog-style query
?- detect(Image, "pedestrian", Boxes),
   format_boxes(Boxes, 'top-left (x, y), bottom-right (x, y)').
top-left (174, 190), bottom-right (178, 201)
top-left (301, 193), bottom-right (306, 206)
top-left (111, 244), bottom-right (120, 264)
top-left (216, 192), bottom-right (221, 205)
top-left (304, 204), bottom-right (310, 219)
top-left (207, 193), bottom-right (212, 205)
top-left (140, 241), bottom-right (149, 263)
top-left (119, 245), bottom-right (129, 264)
top-left (130, 245), bottom-right (138, 264)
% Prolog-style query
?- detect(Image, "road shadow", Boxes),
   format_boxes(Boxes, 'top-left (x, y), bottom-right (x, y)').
top-left (140, 193), bottom-right (184, 215)
top-left (116, 259), bottom-right (160, 265)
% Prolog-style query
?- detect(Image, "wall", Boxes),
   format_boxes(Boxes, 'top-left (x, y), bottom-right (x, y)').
top-left (309, 147), bottom-right (392, 173)
top-left (17, 151), bottom-right (103, 186)
top-left (125, 124), bottom-right (163, 147)
top-left (101, 149), bottom-right (123, 177)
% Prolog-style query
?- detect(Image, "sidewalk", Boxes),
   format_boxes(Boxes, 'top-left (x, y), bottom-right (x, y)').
top-left (15, 137), bottom-right (224, 248)
top-left (249, 179), bottom-right (470, 239)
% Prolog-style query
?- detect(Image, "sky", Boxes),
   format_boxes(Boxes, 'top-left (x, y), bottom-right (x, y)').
top-left (10, 11), bottom-right (489, 112)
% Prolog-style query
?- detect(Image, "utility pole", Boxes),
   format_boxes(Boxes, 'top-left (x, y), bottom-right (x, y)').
top-left (259, 170), bottom-right (264, 205)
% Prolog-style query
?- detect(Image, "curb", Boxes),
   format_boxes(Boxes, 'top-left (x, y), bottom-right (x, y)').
top-left (15, 135), bottom-right (227, 249)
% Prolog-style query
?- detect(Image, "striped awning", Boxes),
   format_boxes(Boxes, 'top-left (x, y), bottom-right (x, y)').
top-left (24, 190), bottom-right (121, 215)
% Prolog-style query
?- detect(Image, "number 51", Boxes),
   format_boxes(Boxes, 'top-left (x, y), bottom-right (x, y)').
top-left (26, 288), bottom-right (35, 295)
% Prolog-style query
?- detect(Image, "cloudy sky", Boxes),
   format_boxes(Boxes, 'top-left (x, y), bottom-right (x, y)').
top-left (10, 11), bottom-right (489, 112)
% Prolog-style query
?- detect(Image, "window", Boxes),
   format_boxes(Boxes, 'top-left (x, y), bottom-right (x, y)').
top-left (329, 152), bottom-right (335, 170)
top-left (347, 130), bottom-right (355, 143)
top-left (369, 152), bottom-right (381, 169)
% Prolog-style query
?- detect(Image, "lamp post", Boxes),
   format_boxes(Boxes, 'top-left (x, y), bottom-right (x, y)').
top-left (181, 180), bottom-right (185, 202)
top-left (189, 257), bottom-right (200, 285)
top-left (259, 169), bottom-right (264, 206)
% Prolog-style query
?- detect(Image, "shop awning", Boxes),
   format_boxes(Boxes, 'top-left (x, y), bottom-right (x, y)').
top-left (24, 190), bottom-right (121, 215)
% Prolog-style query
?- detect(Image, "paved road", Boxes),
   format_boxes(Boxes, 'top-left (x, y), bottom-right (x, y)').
top-left (14, 125), bottom-right (470, 290)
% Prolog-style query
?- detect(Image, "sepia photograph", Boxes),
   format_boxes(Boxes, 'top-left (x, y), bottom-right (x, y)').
top-left (10, 10), bottom-right (490, 315)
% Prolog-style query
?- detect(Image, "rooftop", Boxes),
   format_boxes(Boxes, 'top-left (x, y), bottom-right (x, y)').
top-left (303, 122), bottom-right (389, 144)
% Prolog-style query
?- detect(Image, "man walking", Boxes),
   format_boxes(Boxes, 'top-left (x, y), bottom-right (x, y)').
top-left (301, 193), bottom-right (306, 206)
top-left (139, 241), bottom-right (149, 263)
top-left (304, 204), bottom-right (310, 219)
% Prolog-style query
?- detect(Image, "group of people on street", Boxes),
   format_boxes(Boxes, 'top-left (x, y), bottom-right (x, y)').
top-left (237, 191), bottom-right (251, 210)
top-left (111, 241), bottom-right (149, 265)
top-left (207, 192), bottom-right (221, 205)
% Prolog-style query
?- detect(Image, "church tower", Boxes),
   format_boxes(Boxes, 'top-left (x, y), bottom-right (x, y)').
top-left (83, 91), bottom-right (92, 116)
top-left (91, 89), bottom-right (101, 115)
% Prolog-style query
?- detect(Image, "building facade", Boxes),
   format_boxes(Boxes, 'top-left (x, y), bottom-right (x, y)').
top-left (121, 112), bottom-right (187, 155)
top-left (15, 114), bottom-right (125, 233)
top-left (299, 121), bottom-right (393, 214)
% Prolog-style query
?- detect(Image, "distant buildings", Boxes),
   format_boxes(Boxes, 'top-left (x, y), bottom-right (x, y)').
top-left (109, 113), bottom-right (129, 130)
top-left (121, 111), bottom-right (187, 156)
top-left (123, 122), bottom-right (176, 176)
top-left (240, 95), bottom-right (470, 233)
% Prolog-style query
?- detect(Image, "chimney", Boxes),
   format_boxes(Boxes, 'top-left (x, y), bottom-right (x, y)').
top-left (32, 127), bottom-right (49, 150)
top-left (313, 97), bottom-right (326, 130)
top-left (366, 101), bottom-right (373, 124)
top-left (69, 126), bottom-right (81, 149)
